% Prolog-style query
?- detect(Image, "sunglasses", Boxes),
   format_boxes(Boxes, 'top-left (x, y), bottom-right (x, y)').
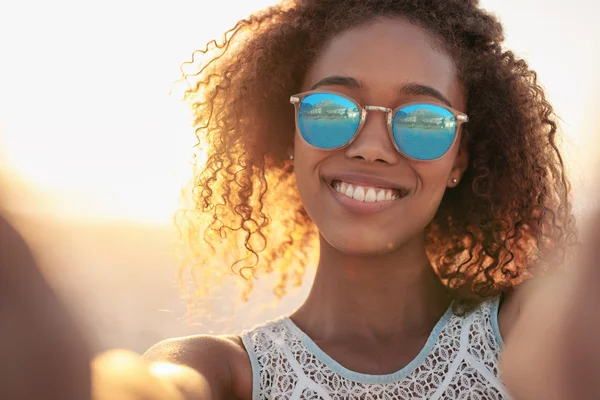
top-left (290, 90), bottom-right (468, 161)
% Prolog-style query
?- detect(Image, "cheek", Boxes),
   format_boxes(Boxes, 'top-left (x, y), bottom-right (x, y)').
top-left (293, 141), bottom-right (327, 201)
top-left (418, 166), bottom-right (451, 189)
top-left (412, 161), bottom-right (454, 205)
top-left (412, 145), bottom-right (459, 191)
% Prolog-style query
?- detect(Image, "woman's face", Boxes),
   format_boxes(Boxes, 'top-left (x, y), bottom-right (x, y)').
top-left (294, 18), bottom-right (468, 256)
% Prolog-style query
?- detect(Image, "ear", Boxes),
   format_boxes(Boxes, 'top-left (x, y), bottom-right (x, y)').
top-left (448, 136), bottom-right (469, 188)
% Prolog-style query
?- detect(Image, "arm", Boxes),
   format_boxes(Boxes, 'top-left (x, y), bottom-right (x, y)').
top-left (91, 330), bottom-right (252, 400)
top-left (500, 211), bottom-right (600, 400)
top-left (91, 349), bottom-right (207, 400)
top-left (0, 213), bottom-right (249, 400)
top-left (142, 334), bottom-right (251, 400)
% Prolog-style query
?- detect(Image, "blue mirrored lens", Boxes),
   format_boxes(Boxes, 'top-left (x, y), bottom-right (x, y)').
top-left (392, 104), bottom-right (456, 160)
top-left (297, 93), bottom-right (361, 149)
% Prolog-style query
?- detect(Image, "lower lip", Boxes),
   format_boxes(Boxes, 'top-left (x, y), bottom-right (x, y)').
top-left (327, 184), bottom-right (403, 214)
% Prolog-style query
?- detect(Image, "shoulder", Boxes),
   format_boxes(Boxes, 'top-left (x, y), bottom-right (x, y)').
top-left (143, 334), bottom-right (252, 400)
top-left (144, 334), bottom-right (248, 362)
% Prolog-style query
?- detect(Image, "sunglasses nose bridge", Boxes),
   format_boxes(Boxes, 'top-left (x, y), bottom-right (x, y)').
top-left (364, 105), bottom-right (394, 126)
top-left (364, 105), bottom-right (392, 113)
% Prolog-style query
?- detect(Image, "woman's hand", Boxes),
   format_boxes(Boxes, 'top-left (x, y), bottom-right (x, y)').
top-left (0, 215), bottom-right (91, 399)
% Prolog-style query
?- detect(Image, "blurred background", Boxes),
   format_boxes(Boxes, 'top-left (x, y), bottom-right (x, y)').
top-left (0, 0), bottom-right (598, 354)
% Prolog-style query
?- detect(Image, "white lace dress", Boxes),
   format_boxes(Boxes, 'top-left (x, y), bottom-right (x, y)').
top-left (241, 298), bottom-right (509, 399)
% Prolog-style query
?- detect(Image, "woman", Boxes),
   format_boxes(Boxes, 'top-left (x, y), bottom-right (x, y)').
top-left (4, 0), bottom-right (598, 399)
top-left (140, 0), bottom-right (585, 398)
top-left (136, 0), bottom-right (592, 396)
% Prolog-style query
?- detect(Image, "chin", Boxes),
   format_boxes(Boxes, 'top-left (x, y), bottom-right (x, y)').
top-left (322, 231), bottom-right (401, 256)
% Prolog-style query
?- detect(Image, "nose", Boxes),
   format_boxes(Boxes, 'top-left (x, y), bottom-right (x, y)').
top-left (344, 109), bottom-right (399, 164)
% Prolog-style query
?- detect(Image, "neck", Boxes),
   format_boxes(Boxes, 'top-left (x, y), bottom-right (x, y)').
top-left (292, 233), bottom-right (450, 341)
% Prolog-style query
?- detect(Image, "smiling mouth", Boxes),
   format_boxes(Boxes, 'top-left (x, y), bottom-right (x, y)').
top-left (330, 179), bottom-right (407, 203)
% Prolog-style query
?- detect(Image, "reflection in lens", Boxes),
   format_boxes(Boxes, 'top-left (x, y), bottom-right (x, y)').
top-left (298, 93), bottom-right (360, 149)
top-left (392, 104), bottom-right (456, 160)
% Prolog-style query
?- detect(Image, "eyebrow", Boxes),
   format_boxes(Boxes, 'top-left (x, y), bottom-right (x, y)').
top-left (399, 82), bottom-right (452, 107)
top-left (311, 75), bottom-right (361, 90)
top-left (310, 75), bottom-right (453, 107)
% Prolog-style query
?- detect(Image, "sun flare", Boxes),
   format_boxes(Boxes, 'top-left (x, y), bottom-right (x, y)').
top-left (0, 0), bottom-right (597, 223)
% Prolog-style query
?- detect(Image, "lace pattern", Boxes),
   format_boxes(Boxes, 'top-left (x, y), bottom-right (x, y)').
top-left (242, 299), bottom-right (509, 399)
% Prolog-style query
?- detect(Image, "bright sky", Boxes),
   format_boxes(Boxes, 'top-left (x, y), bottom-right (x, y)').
top-left (0, 0), bottom-right (598, 222)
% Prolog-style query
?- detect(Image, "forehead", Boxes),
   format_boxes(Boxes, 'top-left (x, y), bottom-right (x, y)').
top-left (303, 18), bottom-right (465, 109)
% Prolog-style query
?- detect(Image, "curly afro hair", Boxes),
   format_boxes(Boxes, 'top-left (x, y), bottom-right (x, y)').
top-left (176, 0), bottom-right (577, 307)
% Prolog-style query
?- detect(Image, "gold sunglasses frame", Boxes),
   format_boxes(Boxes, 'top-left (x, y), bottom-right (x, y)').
top-left (289, 89), bottom-right (469, 162)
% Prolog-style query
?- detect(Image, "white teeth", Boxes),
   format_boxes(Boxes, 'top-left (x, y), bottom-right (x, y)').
top-left (340, 181), bottom-right (348, 194)
top-left (353, 186), bottom-right (365, 201)
top-left (332, 180), bottom-right (402, 203)
top-left (345, 184), bottom-right (354, 197)
top-left (365, 188), bottom-right (377, 203)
